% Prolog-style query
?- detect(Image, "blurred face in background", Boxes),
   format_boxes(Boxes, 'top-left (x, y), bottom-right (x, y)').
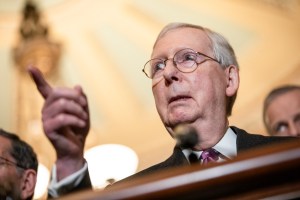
top-left (265, 89), bottom-right (300, 136)
top-left (0, 136), bottom-right (24, 199)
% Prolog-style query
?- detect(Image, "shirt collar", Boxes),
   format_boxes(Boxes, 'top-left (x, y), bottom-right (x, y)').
top-left (214, 127), bottom-right (237, 159)
top-left (182, 127), bottom-right (237, 161)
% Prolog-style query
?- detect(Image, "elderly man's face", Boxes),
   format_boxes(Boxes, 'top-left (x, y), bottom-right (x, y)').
top-left (0, 136), bottom-right (23, 199)
top-left (265, 90), bottom-right (300, 136)
top-left (151, 27), bottom-right (233, 136)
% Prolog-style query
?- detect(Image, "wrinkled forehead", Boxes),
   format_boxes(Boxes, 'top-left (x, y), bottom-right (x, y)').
top-left (151, 27), bottom-right (212, 58)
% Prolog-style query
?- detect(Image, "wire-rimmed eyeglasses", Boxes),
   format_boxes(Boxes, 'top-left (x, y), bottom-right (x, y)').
top-left (142, 48), bottom-right (219, 79)
top-left (0, 155), bottom-right (27, 170)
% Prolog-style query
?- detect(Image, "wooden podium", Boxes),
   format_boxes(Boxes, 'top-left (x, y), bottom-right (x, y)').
top-left (60, 139), bottom-right (300, 199)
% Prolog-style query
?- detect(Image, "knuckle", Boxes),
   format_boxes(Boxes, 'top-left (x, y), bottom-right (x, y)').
top-left (43, 121), bottom-right (52, 134)
top-left (59, 98), bottom-right (67, 106)
top-left (57, 114), bottom-right (66, 123)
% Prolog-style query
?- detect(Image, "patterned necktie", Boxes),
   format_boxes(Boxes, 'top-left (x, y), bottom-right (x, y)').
top-left (200, 148), bottom-right (220, 164)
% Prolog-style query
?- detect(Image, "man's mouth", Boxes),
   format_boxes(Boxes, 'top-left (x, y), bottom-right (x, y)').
top-left (169, 95), bottom-right (191, 104)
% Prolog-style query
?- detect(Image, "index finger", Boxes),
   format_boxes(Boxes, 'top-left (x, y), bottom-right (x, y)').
top-left (27, 66), bottom-right (52, 99)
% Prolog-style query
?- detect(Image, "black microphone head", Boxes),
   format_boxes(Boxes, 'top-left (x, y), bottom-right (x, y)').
top-left (174, 124), bottom-right (199, 149)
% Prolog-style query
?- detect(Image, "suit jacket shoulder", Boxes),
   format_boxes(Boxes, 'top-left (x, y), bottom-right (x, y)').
top-left (114, 145), bottom-right (188, 184)
top-left (231, 126), bottom-right (296, 153)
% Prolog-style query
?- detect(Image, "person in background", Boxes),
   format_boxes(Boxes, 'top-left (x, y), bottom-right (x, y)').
top-left (263, 85), bottom-right (300, 136)
top-left (28, 22), bottom-right (296, 198)
top-left (0, 129), bottom-right (38, 200)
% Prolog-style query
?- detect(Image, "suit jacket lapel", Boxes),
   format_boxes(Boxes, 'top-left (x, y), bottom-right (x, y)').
top-left (231, 126), bottom-right (295, 154)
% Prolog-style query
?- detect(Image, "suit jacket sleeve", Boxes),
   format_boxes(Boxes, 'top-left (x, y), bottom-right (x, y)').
top-left (47, 161), bottom-right (92, 198)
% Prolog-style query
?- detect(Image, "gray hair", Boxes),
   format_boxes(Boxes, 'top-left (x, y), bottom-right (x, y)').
top-left (153, 22), bottom-right (239, 116)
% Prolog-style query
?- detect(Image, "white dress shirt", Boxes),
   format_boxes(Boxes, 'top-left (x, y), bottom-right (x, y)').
top-left (48, 161), bottom-right (89, 198)
top-left (182, 127), bottom-right (237, 163)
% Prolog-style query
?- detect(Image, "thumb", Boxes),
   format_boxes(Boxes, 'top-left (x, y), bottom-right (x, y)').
top-left (27, 66), bottom-right (52, 99)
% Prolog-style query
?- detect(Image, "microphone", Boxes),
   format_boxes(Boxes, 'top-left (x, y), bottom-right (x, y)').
top-left (174, 124), bottom-right (199, 149)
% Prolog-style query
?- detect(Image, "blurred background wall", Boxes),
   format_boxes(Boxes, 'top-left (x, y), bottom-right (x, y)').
top-left (0, 0), bottom-right (300, 198)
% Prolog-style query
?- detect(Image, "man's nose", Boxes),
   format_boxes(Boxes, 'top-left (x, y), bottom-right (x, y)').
top-left (162, 60), bottom-right (179, 81)
top-left (289, 122), bottom-right (300, 136)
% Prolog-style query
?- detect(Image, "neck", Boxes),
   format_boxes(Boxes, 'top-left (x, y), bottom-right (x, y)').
top-left (171, 117), bottom-right (228, 151)
top-left (194, 118), bottom-right (229, 150)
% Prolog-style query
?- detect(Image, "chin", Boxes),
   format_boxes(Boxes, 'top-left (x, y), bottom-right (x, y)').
top-left (167, 115), bottom-right (195, 127)
top-left (162, 108), bottom-right (195, 126)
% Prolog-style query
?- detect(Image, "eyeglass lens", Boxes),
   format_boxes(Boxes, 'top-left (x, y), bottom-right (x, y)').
top-left (144, 48), bottom-right (210, 79)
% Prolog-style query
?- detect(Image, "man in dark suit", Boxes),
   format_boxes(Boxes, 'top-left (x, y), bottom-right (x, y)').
top-left (0, 129), bottom-right (38, 200)
top-left (28, 22), bottom-right (295, 197)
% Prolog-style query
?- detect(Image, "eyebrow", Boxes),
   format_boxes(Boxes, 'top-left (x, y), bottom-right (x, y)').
top-left (0, 156), bottom-right (27, 169)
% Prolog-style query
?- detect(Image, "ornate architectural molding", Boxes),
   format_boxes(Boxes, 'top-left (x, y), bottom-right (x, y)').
top-left (13, 0), bottom-right (61, 76)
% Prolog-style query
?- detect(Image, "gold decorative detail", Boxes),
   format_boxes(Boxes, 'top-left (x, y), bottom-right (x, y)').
top-left (13, 0), bottom-right (61, 76)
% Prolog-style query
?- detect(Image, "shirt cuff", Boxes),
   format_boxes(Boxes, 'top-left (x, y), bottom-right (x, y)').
top-left (48, 161), bottom-right (88, 198)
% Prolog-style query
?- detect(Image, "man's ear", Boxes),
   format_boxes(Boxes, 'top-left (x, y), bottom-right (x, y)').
top-left (225, 65), bottom-right (239, 97)
top-left (20, 169), bottom-right (37, 200)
